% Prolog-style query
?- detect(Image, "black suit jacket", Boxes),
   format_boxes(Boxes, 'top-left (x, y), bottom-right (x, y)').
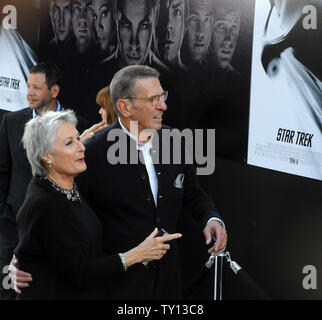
top-left (0, 107), bottom-right (88, 239)
top-left (77, 120), bottom-right (221, 299)
top-left (0, 108), bottom-right (33, 241)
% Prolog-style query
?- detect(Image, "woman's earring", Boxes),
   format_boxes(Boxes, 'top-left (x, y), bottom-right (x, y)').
top-left (48, 163), bottom-right (52, 168)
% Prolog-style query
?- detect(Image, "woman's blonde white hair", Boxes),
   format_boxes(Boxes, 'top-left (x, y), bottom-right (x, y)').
top-left (22, 110), bottom-right (77, 176)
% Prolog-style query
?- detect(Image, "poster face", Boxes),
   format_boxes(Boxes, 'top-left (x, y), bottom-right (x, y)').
top-left (0, 1), bottom-right (38, 112)
top-left (248, 0), bottom-right (322, 181)
top-left (38, 0), bottom-right (254, 161)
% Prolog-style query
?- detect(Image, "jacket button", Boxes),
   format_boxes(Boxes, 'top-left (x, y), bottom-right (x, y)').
top-left (146, 195), bottom-right (152, 202)
top-left (157, 171), bottom-right (161, 175)
top-left (158, 195), bottom-right (163, 199)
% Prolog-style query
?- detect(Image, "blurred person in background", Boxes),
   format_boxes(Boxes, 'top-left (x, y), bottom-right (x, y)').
top-left (96, 85), bottom-right (117, 124)
top-left (210, 0), bottom-right (241, 74)
top-left (92, 0), bottom-right (117, 61)
top-left (182, 0), bottom-right (214, 65)
top-left (49, 0), bottom-right (73, 46)
top-left (72, 0), bottom-right (95, 55)
top-left (159, 0), bottom-right (189, 71)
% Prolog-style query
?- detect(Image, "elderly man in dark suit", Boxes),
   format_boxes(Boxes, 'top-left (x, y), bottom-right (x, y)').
top-left (79, 65), bottom-right (227, 299)
top-left (0, 62), bottom-right (90, 300)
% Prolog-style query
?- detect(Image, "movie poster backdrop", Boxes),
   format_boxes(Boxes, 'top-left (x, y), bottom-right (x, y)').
top-left (0, 0), bottom-right (38, 112)
top-left (247, 0), bottom-right (322, 180)
top-left (37, 0), bottom-right (255, 162)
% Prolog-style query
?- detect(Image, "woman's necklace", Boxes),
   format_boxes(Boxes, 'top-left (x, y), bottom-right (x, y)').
top-left (43, 176), bottom-right (81, 203)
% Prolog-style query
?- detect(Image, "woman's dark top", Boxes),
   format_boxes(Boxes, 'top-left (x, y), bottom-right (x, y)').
top-left (14, 176), bottom-right (123, 300)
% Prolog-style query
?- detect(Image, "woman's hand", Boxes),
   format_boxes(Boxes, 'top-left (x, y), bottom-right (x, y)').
top-left (123, 228), bottom-right (182, 268)
top-left (79, 121), bottom-right (108, 142)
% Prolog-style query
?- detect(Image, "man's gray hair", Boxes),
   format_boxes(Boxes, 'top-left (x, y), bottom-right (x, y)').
top-left (109, 65), bottom-right (160, 116)
top-left (22, 110), bottom-right (77, 177)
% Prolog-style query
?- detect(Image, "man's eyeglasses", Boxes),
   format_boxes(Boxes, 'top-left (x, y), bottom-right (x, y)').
top-left (125, 91), bottom-right (168, 106)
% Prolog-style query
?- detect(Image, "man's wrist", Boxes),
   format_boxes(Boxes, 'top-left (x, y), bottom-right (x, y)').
top-left (207, 217), bottom-right (226, 230)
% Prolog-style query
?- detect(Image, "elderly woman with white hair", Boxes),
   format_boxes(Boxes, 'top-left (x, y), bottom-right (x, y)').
top-left (12, 110), bottom-right (181, 300)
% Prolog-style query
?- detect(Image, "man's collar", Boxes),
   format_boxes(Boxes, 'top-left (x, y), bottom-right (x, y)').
top-left (118, 118), bottom-right (153, 151)
top-left (32, 100), bottom-right (61, 118)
